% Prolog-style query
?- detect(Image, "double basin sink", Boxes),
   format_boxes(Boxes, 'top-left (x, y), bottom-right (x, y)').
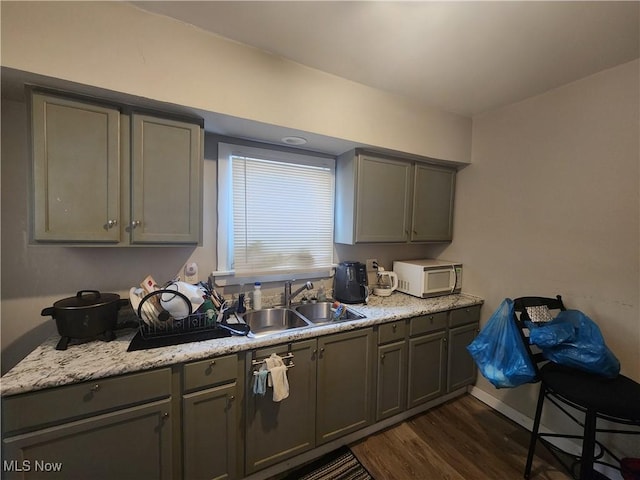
top-left (240, 302), bottom-right (366, 338)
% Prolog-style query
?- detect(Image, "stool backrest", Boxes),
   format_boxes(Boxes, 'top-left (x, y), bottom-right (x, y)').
top-left (512, 295), bottom-right (567, 374)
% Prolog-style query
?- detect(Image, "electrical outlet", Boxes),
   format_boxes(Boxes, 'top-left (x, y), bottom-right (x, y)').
top-left (366, 258), bottom-right (378, 271)
top-left (365, 259), bottom-right (378, 286)
top-left (184, 262), bottom-right (198, 283)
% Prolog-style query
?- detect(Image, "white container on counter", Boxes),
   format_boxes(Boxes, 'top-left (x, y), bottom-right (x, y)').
top-left (253, 282), bottom-right (262, 310)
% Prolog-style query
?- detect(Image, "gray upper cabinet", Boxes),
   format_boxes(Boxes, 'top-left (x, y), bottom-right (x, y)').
top-left (130, 114), bottom-right (202, 244)
top-left (335, 149), bottom-right (456, 244)
top-left (32, 93), bottom-right (121, 242)
top-left (31, 92), bottom-right (203, 245)
top-left (412, 164), bottom-right (455, 242)
top-left (335, 153), bottom-right (412, 243)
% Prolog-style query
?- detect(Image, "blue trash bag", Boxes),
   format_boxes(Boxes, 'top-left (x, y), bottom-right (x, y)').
top-left (467, 298), bottom-right (537, 388)
top-left (527, 318), bottom-right (575, 347)
top-left (528, 310), bottom-right (620, 378)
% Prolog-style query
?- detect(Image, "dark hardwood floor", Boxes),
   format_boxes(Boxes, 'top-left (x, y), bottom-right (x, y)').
top-left (350, 394), bottom-right (571, 480)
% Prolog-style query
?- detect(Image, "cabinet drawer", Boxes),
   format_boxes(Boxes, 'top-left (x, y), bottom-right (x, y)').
top-left (3, 368), bottom-right (171, 434)
top-left (183, 354), bottom-right (238, 392)
top-left (409, 312), bottom-right (448, 336)
top-left (449, 305), bottom-right (481, 327)
top-left (378, 321), bottom-right (406, 344)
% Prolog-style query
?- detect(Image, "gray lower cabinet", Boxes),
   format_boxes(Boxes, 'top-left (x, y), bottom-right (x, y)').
top-left (245, 340), bottom-right (317, 475)
top-left (182, 355), bottom-right (240, 480)
top-left (3, 400), bottom-right (172, 480)
top-left (407, 331), bottom-right (447, 407)
top-left (2, 369), bottom-right (173, 480)
top-left (447, 306), bottom-right (481, 392)
top-left (407, 312), bottom-right (448, 408)
top-left (376, 320), bottom-right (407, 421)
top-left (31, 92), bottom-right (202, 245)
top-left (316, 328), bottom-right (375, 445)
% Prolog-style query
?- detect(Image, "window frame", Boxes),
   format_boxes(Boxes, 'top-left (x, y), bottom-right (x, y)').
top-left (215, 141), bottom-right (336, 286)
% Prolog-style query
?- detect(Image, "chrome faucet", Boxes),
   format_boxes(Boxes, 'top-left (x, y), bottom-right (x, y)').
top-left (284, 280), bottom-right (313, 307)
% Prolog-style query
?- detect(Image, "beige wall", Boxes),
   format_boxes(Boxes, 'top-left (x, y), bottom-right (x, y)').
top-left (0, 1), bottom-right (470, 163)
top-left (441, 60), bottom-right (640, 425)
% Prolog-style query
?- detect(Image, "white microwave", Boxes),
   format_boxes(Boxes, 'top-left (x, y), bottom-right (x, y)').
top-left (392, 259), bottom-right (462, 298)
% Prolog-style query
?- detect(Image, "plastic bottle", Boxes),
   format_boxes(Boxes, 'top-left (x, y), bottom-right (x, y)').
top-left (253, 282), bottom-right (262, 310)
top-left (331, 301), bottom-right (345, 320)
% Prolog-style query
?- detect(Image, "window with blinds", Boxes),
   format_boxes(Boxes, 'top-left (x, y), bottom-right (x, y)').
top-left (217, 142), bottom-right (335, 277)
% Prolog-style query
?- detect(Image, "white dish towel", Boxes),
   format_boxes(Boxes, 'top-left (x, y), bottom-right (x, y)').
top-left (265, 353), bottom-right (290, 402)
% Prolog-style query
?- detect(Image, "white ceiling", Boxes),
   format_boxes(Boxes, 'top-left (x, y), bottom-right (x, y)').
top-left (132, 1), bottom-right (639, 117)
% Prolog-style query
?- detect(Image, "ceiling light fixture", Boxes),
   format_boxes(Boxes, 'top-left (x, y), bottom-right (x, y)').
top-left (281, 136), bottom-right (307, 146)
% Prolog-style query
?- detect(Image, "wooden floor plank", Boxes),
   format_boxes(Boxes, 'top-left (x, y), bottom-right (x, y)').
top-left (351, 394), bottom-right (571, 480)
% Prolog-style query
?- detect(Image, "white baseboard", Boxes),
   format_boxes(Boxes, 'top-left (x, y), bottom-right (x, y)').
top-left (469, 386), bottom-right (537, 432)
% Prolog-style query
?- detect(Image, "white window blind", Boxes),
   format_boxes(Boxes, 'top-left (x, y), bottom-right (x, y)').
top-left (217, 143), bottom-right (335, 277)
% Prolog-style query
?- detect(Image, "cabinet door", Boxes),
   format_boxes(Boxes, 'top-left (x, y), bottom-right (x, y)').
top-left (32, 93), bottom-right (121, 242)
top-left (2, 399), bottom-right (172, 480)
top-left (316, 328), bottom-right (375, 445)
top-left (411, 164), bottom-right (455, 242)
top-left (407, 331), bottom-right (447, 408)
top-left (376, 341), bottom-right (407, 421)
top-left (447, 323), bottom-right (479, 392)
top-left (130, 114), bottom-right (201, 244)
top-left (245, 340), bottom-right (316, 474)
top-left (183, 383), bottom-right (237, 480)
top-left (355, 155), bottom-right (412, 242)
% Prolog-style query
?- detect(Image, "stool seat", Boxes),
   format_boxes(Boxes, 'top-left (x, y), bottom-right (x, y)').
top-left (540, 362), bottom-right (640, 422)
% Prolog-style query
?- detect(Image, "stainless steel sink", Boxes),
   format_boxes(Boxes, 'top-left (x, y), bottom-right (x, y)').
top-left (294, 302), bottom-right (366, 325)
top-left (241, 308), bottom-right (312, 337)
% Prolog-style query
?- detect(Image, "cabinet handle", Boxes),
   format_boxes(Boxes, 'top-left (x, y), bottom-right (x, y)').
top-left (209, 360), bottom-right (216, 367)
top-left (90, 384), bottom-right (100, 392)
top-left (229, 395), bottom-right (235, 401)
top-left (107, 219), bottom-right (118, 228)
top-left (381, 353), bottom-right (385, 360)
top-left (131, 220), bottom-right (141, 228)
top-left (162, 412), bottom-right (170, 419)
top-left (392, 324), bottom-right (397, 332)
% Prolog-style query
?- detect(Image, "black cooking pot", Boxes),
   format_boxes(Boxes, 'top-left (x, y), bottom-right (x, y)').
top-left (41, 290), bottom-right (128, 350)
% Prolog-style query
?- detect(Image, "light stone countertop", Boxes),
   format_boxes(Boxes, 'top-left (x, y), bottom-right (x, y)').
top-left (0, 292), bottom-right (483, 397)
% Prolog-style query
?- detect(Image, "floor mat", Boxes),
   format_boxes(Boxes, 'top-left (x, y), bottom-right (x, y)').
top-left (282, 446), bottom-right (373, 480)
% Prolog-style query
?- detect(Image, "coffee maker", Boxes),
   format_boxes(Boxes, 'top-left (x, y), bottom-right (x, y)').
top-left (334, 261), bottom-right (368, 304)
